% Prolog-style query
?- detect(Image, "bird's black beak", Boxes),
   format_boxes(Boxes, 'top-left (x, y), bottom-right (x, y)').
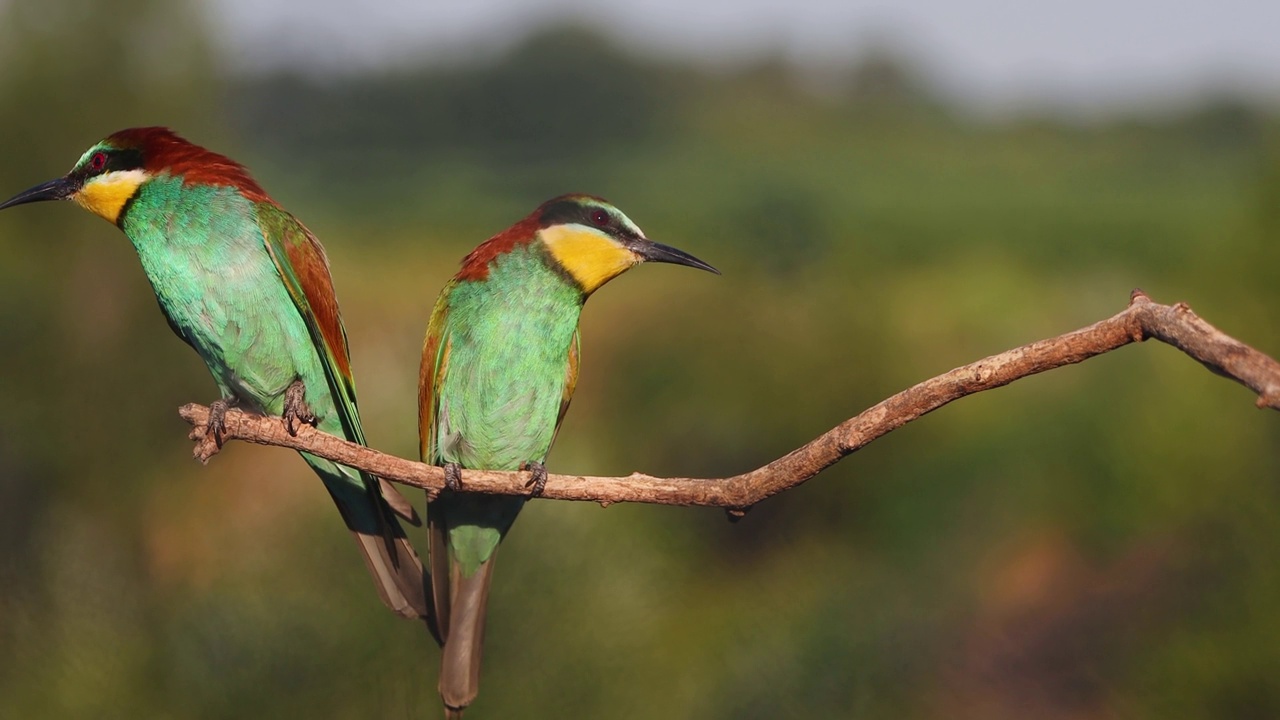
top-left (636, 239), bottom-right (720, 275)
top-left (0, 176), bottom-right (77, 211)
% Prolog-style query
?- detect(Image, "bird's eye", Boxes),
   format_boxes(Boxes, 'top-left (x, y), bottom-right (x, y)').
top-left (88, 152), bottom-right (108, 173)
top-left (589, 209), bottom-right (609, 227)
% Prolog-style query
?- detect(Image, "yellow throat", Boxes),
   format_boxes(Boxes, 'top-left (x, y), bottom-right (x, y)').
top-left (74, 169), bottom-right (148, 224)
top-left (539, 224), bottom-right (639, 294)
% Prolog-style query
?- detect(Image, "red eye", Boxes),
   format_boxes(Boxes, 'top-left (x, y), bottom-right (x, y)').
top-left (88, 152), bottom-right (108, 172)
top-left (590, 209), bottom-right (609, 227)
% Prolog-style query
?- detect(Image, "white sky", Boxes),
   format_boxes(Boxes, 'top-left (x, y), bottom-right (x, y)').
top-left (211, 0), bottom-right (1280, 111)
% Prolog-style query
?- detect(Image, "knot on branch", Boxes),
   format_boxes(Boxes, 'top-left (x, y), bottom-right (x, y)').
top-left (1255, 387), bottom-right (1280, 411)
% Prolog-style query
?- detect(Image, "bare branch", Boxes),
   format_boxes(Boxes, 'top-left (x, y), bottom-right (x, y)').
top-left (178, 291), bottom-right (1280, 511)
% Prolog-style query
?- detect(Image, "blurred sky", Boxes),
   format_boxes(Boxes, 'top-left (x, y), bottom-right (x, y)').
top-left (212, 0), bottom-right (1280, 112)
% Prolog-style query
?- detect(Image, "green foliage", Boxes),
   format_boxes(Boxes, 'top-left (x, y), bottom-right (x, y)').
top-left (1, 9), bottom-right (1279, 719)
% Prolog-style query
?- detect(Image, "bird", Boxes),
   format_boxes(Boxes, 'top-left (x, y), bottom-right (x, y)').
top-left (419, 193), bottom-right (718, 717)
top-left (0, 127), bottom-right (437, 636)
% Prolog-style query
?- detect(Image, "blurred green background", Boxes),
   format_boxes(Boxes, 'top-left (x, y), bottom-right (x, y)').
top-left (2, 1), bottom-right (1279, 718)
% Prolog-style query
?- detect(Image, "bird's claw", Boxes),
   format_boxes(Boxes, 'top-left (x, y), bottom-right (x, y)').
top-left (282, 379), bottom-right (317, 436)
top-left (444, 462), bottom-right (462, 493)
top-left (206, 397), bottom-right (236, 448)
top-left (522, 461), bottom-right (548, 497)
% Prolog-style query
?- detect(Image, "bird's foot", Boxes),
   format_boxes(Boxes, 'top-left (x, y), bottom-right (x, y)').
top-left (521, 461), bottom-right (548, 497)
top-left (206, 396), bottom-right (238, 449)
top-left (444, 462), bottom-right (462, 493)
top-left (282, 379), bottom-right (317, 436)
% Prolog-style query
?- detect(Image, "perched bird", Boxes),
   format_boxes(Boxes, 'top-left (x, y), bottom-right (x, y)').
top-left (0, 127), bottom-right (435, 633)
top-left (419, 194), bottom-right (717, 716)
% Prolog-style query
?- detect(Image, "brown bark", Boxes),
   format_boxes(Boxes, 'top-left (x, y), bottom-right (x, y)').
top-left (178, 291), bottom-right (1280, 513)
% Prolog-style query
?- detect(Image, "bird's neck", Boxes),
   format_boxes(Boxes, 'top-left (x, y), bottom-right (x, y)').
top-left (452, 243), bottom-right (585, 336)
top-left (120, 178), bottom-right (254, 248)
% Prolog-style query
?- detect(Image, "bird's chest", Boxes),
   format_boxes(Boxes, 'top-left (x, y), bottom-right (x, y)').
top-left (438, 277), bottom-right (583, 469)
top-left (123, 202), bottom-right (308, 408)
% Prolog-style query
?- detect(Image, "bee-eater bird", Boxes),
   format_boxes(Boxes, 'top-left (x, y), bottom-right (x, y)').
top-left (0, 127), bottom-right (435, 631)
top-left (419, 194), bottom-right (717, 717)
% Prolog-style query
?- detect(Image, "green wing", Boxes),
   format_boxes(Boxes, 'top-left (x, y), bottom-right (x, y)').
top-left (255, 202), bottom-right (365, 446)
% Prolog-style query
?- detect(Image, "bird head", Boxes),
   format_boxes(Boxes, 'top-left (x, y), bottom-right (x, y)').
top-left (533, 194), bottom-right (719, 294)
top-left (0, 127), bottom-right (268, 225)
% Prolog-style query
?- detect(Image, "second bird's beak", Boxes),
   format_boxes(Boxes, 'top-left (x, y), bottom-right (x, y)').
top-left (0, 176), bottom-right (77, 211)
top-left (634, 239), bottom-right (720, 275)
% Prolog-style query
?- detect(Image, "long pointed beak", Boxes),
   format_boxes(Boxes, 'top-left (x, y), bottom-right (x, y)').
top-left (636, 239), bottom-right (720, 275)
top-left (0, 177), bottom-right (77, 211)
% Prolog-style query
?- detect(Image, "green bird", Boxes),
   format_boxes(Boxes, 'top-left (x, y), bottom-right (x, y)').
top-left (419, 194), bottom-right (717, 717)
top-left (0, 127), bottom-right (435, 632)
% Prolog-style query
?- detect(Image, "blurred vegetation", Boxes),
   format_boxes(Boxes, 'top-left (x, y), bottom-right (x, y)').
top-left (2, 1), bottom-right (1279, 718)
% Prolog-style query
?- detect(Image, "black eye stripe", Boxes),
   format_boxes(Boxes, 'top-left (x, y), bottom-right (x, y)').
top-left (539, 199), bottom-right (639, 240)
top-left (81, 148), bottom-right (144, 178)
top-left (106, 148), bottom-right (143, 173)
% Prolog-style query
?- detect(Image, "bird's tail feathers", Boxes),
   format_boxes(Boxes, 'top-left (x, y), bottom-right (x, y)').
top-left (439, 553), bottom-right (496, 717)
top-left (319, 470), bottom-right (441, 643)
top-left (428, 497), bottom-right (453, 639)
top-left (344, 513), bottom-right (428, 619)
top-left (379, 478), bottom-right (422, 525)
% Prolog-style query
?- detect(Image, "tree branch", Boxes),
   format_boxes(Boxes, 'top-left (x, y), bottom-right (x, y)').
top-left (178, 290), bottom-right (1280, 513)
